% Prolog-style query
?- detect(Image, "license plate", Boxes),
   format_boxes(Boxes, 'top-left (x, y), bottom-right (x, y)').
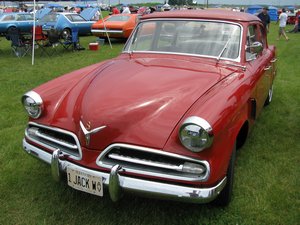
top-left (67, 167), bottom-right (103, 196)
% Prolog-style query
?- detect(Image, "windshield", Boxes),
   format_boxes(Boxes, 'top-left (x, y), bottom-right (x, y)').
top-left (106, 15), bottom-right (130, 22)
top-left (124, 20), bottom-right (241, 60)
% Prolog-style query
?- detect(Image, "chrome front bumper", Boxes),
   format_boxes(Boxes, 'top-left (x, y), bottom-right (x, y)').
top-left (23, 139), bottom-right (226, 204)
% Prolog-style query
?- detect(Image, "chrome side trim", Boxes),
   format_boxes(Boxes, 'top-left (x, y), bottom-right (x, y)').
top-left (91, 29), bottom-right (123, 34)
top-left (270, 58), bottom-right (277, 63)
top-left (25, 122), bottom-right (82, 160)
top-left (96, 143), bottom-right (210, 182)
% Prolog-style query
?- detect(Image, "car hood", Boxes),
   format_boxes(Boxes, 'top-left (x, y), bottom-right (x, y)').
top-left (36, 8), bottom-right (52, 20)
top-left (80, 8), bottom-right (98, 21)
top-left (38, 55), bottom-right (237, 150)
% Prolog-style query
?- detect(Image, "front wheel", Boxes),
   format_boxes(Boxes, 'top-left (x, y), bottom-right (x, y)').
top-left (213, 143), bottom-right (236, 206)
top-left (62, 28), bottom-right (71, 40)
top-left (6, 26), bottom-right (17, 40)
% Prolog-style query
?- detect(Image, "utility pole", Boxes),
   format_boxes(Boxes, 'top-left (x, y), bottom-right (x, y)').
top-left (206, 0), bottom-right (208, 8)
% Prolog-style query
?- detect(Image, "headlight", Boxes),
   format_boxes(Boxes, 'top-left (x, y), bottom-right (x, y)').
top-left (21, 91), bottom-right (43, 119)
top-left (179, 116), bottom-right (213, 152)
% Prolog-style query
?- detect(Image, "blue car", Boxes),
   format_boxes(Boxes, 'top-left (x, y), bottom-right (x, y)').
top-left (38, 12), bottom-right (96, 37)
top-left (0, 13), bottom-right (34, 35)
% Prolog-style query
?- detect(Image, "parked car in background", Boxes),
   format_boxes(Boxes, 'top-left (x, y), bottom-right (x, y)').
top-left (22, 10), bottom-right (277, 206)
top-left (91, 14), bottom-right (139, 39)
top-left (286, 9), bottom-right (300, 24)
top-left (38, 12), bottom-right (96, 37)
top-left (0, 12), bottom-right (33, 35)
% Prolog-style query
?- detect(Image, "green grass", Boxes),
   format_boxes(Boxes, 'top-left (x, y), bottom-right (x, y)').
top-left (0, 23), bottom-right (299, 225)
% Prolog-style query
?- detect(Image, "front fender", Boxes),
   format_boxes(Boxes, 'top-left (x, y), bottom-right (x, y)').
top-left (163, 71), bottom-right (250, 186)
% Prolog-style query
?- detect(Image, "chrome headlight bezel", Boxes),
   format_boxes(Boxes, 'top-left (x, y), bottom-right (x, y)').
top-left (179, 116), bottom-right (214, 152)
top-left (21, 91), bottom-right (43, 119)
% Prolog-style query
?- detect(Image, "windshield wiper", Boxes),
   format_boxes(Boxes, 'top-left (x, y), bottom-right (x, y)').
top-left (216, 36), bottom-right (232, 62)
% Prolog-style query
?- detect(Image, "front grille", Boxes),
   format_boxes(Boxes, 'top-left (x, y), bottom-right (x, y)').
top-left (25, 122), bottom-right (82, 160)
top-left (97, 144), bottom-right (210, 182)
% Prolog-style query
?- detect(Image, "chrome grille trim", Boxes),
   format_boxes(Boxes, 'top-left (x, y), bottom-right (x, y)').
top-left (96, 143), bottom-right (210, 182)
top-left (34, 130), bottom-right (78, 149)
top-left (108, 153), bottom-right (185, 171)
top-left (25, 122), bottom-right (82, 160)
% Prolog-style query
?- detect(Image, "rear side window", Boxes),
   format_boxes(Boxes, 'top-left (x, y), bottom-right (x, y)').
top-left (39, 14), bottom-right (58, 22)
top-left (2, 15), bottom-right (16, 21)
top-left (66, 14), bottom-right (86, 22)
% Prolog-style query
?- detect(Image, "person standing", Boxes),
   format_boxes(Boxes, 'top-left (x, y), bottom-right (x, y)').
top-left (257, 7), bottom-right (271, 33)
top-left (277, 8), bottom-right (289, 41)
top-left (111, 6), bottom-right (120, 15)
top-left (122, 5), bottom-right (131, 14)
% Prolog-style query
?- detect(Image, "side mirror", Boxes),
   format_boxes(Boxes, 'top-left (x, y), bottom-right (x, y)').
top-left (248, 41), bottom-right (263, 54)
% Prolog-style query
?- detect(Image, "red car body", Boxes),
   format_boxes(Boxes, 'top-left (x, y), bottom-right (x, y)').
top-left (91, 14), bottom-right (139, 39)
top-left (22, 10), bottom-right (276, 205)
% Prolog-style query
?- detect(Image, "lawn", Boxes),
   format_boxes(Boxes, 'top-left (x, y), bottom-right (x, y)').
top-left (0, 23), bottom-right (299, 225)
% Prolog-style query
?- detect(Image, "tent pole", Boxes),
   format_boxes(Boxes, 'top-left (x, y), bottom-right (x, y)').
top-left (31, 0), bottom-right (36, 65)
top-left (97, 0), bottom-right (112, 49)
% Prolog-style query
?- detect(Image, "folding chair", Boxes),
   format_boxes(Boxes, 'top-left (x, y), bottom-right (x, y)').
top-left (8, 27), bottom-right (31, 57)
top-left (33, 26), bottom-right (48, 55)
top-left (45, 29), bottom-right (62, 56)
top-left (61, 27), bottom-right (83, 51)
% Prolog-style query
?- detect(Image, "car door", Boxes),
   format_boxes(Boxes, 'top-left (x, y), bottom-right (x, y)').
top-left (16, 14), bottom-right (29, 32)
top-left (245, 23), bottom-right (273, 117)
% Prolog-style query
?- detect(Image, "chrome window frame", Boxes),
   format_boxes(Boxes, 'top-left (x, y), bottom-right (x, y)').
top-left (123, 18), bottom-right (244, 63)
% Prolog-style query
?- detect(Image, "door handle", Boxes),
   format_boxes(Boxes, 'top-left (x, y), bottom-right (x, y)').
top-left (264, 66), bottom-right (272, 71)
top-left (270, 58), bottom-right (277, 63)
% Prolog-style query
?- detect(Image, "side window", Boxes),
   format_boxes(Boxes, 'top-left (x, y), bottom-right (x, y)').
top-left (259, 25), bottom-right (267, 48)
top-left (3, 15), bottom-right (15, 21)
top-left (25, 14), bottom-right (34, 21)
top-left (16, 15), bottom-right (26, 21)
top-left (246, 24), bottom-right (263, 61)
top-left (65, 15), bottom-right (73, 22)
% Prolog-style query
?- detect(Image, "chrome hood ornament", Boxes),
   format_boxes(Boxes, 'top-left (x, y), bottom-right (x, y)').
top-left (80, 121), bottom-right (106, 145)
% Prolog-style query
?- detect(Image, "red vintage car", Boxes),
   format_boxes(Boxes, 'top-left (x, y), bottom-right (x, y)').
top-left (22, 10), bottom-right (277, 206)
top-left (91, 14), bottom-right (139, 39)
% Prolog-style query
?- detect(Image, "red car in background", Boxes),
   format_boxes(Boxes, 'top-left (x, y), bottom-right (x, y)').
top-left (22, 10), bottom-right (276, 206)
top-left (91, 14), bottom-right (139, 39)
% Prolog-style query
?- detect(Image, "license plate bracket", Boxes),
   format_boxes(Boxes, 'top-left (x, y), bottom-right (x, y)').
top-left (67, 167), bottom-right (103, 196)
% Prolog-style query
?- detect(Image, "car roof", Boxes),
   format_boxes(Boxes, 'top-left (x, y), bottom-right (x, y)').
top-left (1, 12), bottom-right (31, 15)
top-left (142, 9), bottom-right (261, 23)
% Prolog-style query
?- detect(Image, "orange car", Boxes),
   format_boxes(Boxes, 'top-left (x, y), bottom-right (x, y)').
top-left (91, 14), bottom-right (140, 39)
